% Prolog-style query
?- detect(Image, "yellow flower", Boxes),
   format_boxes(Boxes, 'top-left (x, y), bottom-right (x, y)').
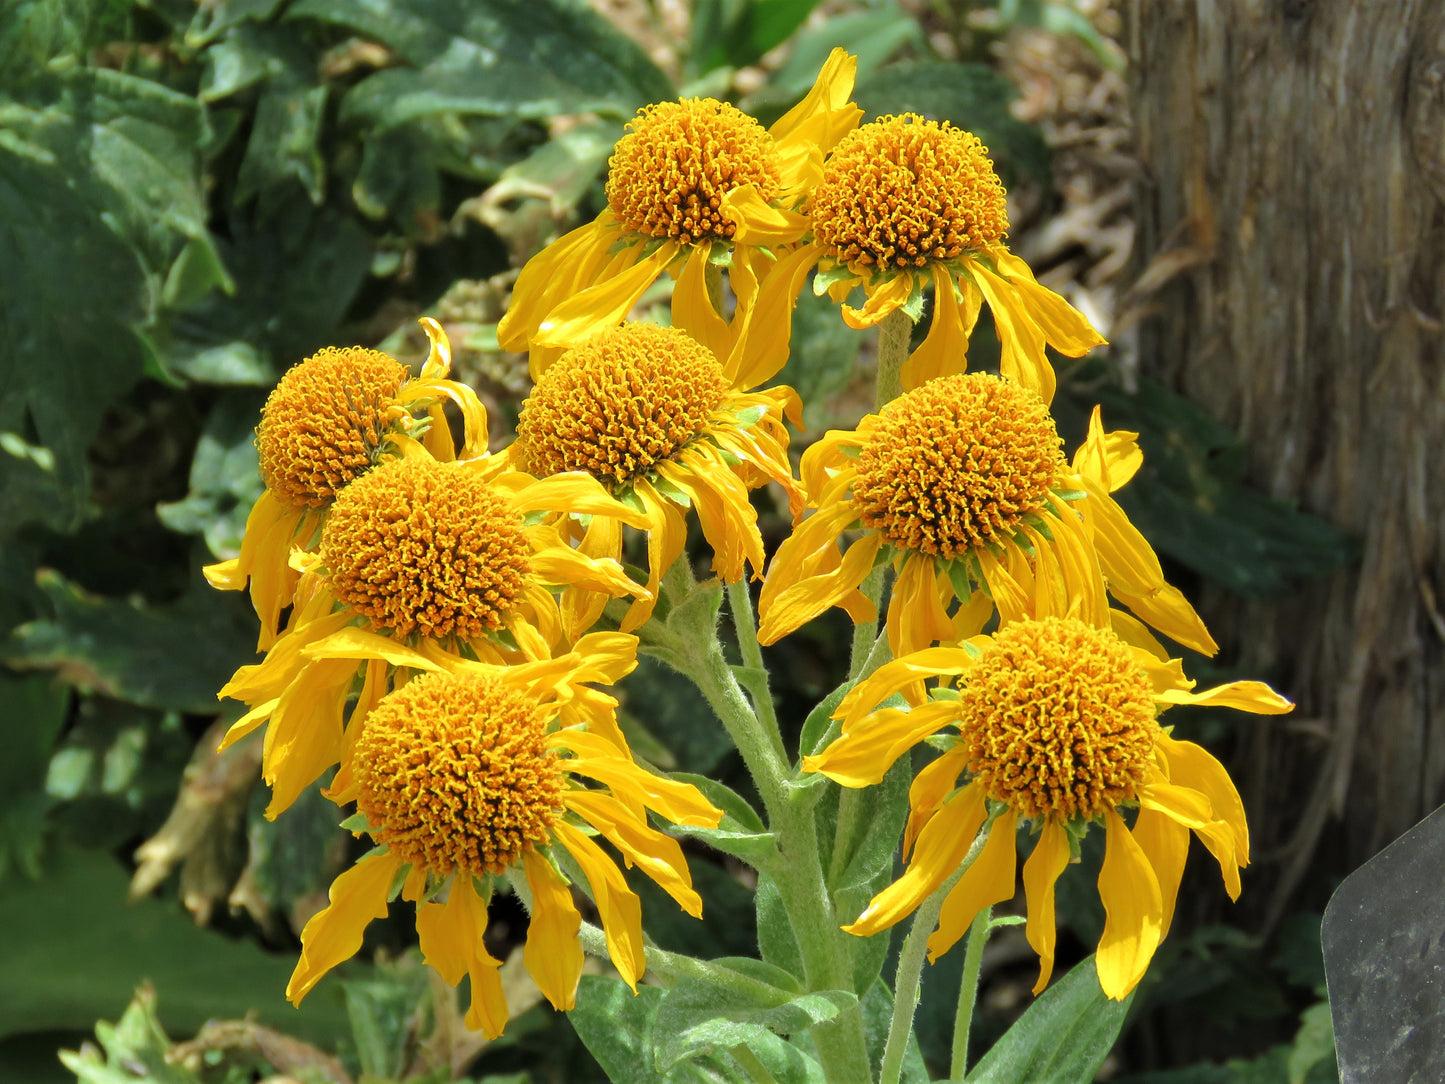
top-left (741, 113), bottom-right (1106, 402)
top-left (496, 48), bottom-right (861, 386)
top-left (758, 372), bottom-right (1217, 659)
top-left (511, 322), bottom-right (801, 631)
top-left (216, 450), bottom-right (652, 818)
top-left (804, 616), bottom-right (1293, 999)
top-left (204, 319), bottom-right (488, 649)
top-left (282, 634), bottom-right (723, 1036)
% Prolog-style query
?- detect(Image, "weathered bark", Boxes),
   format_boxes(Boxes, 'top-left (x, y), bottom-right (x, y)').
top-left (1128, 0), bottom-right (1445, 930)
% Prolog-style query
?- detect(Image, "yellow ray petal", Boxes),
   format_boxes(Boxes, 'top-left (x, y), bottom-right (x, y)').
top-left (262, 657), bottom-right (355, 819)
top-left (555, 732), bottom-right (721, 827)
top-left (835, 646), bottom-right (977, 726)
top-left (287, 851), bottom-right (401, 1004)
top-left (671, 243), bottom-right (730, 361)
top-left (510, 472), bottom-right (651, 529)
top-left (1155, 681), bottom-right (1294, 715)
top-left (976, 544), bottom-right (1034, 625)
top-left (417, 874), bottom-right (509, 1039)
top-left (757, 533), bottom-right (882, 645)
top-left (1022, 819), bottom-right (1071, 993)
top-left (553, 820), bottom-right (645, 989)
top-left (1131, 806), bottom-right (1189, 939)
top-left (1138, 780), bottom-right (1241, 899)
top-left (770, 47), bottom-right (860, 153)
top-left (302, 627), bottom-right (440, 670)
top-left (902, 747), bottom-right (971, 858)
top-left (928, 808), bottom-right (1019, 960)
top-left (841, 272), bottom-right (916, 330)
top-left (565, 790), bottom-right (702, 916)
top-left (992, 249), bottom-right (1107, 356)
top-left (969, 261), bottom-right (1054, 404)
top-left (725, 242), bottom-right (823, 388)
top-left (723, 183), bottom-right (812, 247)
top-left (887, 554), bottom-right (957, 661)
top-left (901, 265), bottom-right (969, 391)
top-left (803, 701), bottom-right (960, 788)
top-left (1157, 734), bottom-right (1253, 861)
top-left (497, 218), bottom-right (613, 353)
top-left (1095, 808), bottom-right (1163, 1000)
top-left (534, 241), bottom-right (680, 348)
top-left (523, 849), bottom-right (584, 1011)
top-left (844, 782), bottom-right (987, 936)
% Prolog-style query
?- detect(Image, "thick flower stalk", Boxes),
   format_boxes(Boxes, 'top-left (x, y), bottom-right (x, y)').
top-left (758, 372), bottom-right (1217, 659)
top-left (511, 321), bottom-right (803, 631)
top-left (284, 634), bottom-right (722, 1036)
top-left (735, 113), bottom-right (1105, 402)
top-left (496, 49), bottom-right (861, 386)
top-left (205, 320), bottom-right (487, 649)
top-left (216, 449), bottom-right (653, 817)
top-left (804, 615), bottom-right (1293, 999)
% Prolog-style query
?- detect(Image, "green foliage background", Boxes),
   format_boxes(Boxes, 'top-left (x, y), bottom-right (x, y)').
top-left (0, 0), bottom-right (1351, 1080)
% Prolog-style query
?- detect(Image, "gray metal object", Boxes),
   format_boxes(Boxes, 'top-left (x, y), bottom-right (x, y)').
top-left (1322, 802), bottom-right (1445, 1083)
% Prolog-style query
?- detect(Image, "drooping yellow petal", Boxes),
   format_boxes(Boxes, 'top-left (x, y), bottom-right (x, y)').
top-left (902, 747), bottom-right (971, 858)
top-left (834, 646), bottom-right (978, 726)
top-left (522, 849), bottom-right (584, 1011)
top-left (803, 701), bottom-right (960, 788)
top-left (928, 809), bottom-right (1019, 961)
top-left (302, 626), bottom-right (442, 671)
top-left (498, 217), bottom-right (615, 354)
top-left (844, 782), bottom-right (987, 936)
top-left (975, 543), bottom-right (1034, 625)
top-left (1156, 734), bottom-right (1254, 862)
top-left (554, 730), bottom-right (722, 827)
top-left (528, 541), bottom-right (649, 601)
top-left (722, 184), bottom-right (812, 247)
top-left (621, 480), bottom-right (687, 633)
top-left (671, 243), bottom-right (731, 361)
top-left (1131, 807), bottom-right (1189, 940)
top-left (1022, 820), bottom-right (1071, 993)
top-left (841, 271), bottom-right (916, 330)
top-left (1070, 406), bottom-right (1141, 493)
top-left (968, 260), bottom-right (1053, 404)
top-left (725, 242), bottom-right (823, 389)
top-left (992, 249), bottom-right (1107, 357)
top-left (534, 242), bottom-right (680, 349)
top-left (1138, 780), bottom-right (1241, 900)
top-left (262, 657), bottom-right (356, 819)
top-left (757, 532), bottom-right (883, 645)
top-left (287, 851), bottom-right (402, 1004)
top-left (218, 607), bottom-right (353, 704)
top-left (553, 819), bottom-right (645, 989)
top-left (417, 874), bottom-right (509, 1039)
top-left (565, 790), bottom-right (702, 916)
top-left (1109, 609), bottom-right (1170, 661)
top-left (886, 553), bottom-right (957, 662)
top-left (507, 471), bottom-right (652, 530)
top-left (901, 265), bottom-right (968, 391)
top-left (1095, 807), bottom-right (1163, 1000)
top-left (656, 450), bottom-right (763, 583)
top-left (769, 47), bottom-right (862, 175)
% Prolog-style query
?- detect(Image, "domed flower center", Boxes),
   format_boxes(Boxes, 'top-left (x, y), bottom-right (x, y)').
top-left (956, 618), bottom-right (1159, 821)
top-left (852, 373), bottom-right (1062, 557)
top-left (319, 457), bottom-right (530, 640)
top-left (256, 347), bottom-right (409, 509)
top-left (514, 324), bottom-right (730, 486)
top-left (355, 670), bottom-right (564, 876)
top-left (605, 99), bottom-right (783, 245)
top-left (809, 114), bottom-right (1009, 275)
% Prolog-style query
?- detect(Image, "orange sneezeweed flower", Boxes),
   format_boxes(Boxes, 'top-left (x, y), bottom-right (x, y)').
top-left (805, 616), bottom-right (1293, 999)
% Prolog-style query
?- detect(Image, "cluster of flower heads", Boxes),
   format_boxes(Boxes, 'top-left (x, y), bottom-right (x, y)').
top-left (210, 47), bottom-right (1291, 1031)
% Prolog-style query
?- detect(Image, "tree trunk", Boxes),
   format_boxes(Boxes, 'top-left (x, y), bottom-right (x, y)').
top-left (1128, 0), bottom-right (1445, 930)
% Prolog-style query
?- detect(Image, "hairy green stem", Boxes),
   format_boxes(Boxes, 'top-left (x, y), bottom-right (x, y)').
top-left (878, 830), bottom-right (989, 1084)
top-left (875, 307), bottom-right (913, 409)
top-left (727, 580), bottom-right (783, 752)
top-left (950, 905), bottom-right (994, 1081)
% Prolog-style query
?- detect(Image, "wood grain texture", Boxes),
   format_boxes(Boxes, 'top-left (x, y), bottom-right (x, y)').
top-left (1129, 0), bottom-right (1445, 929)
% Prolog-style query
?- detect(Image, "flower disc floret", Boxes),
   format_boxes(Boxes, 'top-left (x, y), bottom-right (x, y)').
top-left (605, 99), bottom-right (783, 244)
top-left (355, 671), bottom-right (564, 876)
top-left (515, 324), bottom-right (730, 486)
top-left (319, 458), bottom-right (530, 640)
top-left (958, 617), bottom-right (1159, 821)
top-left (852, 373), bottom-right (1062, 557)
top-left (809, 114), bottom-right (1009, 275)
top-left (256, 347), bottom-right (408, 508)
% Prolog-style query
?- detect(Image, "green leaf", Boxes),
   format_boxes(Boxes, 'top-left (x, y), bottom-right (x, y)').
top-left (964, 954), bottom-right (1133, 1084)
top-left (291, 0), bottom-right (673, 130)
top-left (798, 678), bottom-right (851, 760)
top-left (0, 846), bottom-right (353, 1041)
top-left (58, 986), bottom-right (201, 1084)
top-left (353, 125), bottom-right (441, 223)
top-left (3, 569), bottom-right (259, 713)
top-left (693, 0), bottom-right (823, 75)
top-left (755, 872), bottom-right (805, 981)
top-left (619, 655), bottom-right (734, 776)
top-left (663, 772), bottom-right (777, 867)
top-left (853, 60), bottom-right (1053, 188)
top-left (185, 0), bottom-right (286, 47)
top-left (651, 959), bottom-right (856, 1071)
top-left (236, 81), bottom-right (328, 205)
top-left (568, 975), bottom-right (695, 1084)
top-left (0, 0), bottom-right (128, 81)
top-left (155, 389), bottom-right (266, 558)
top-left (671, 773), bottom-right (766, 833)
top-left (0, 670), bottom-right (67, 879)
top-left (767, 11), bottom-right (923, 100)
